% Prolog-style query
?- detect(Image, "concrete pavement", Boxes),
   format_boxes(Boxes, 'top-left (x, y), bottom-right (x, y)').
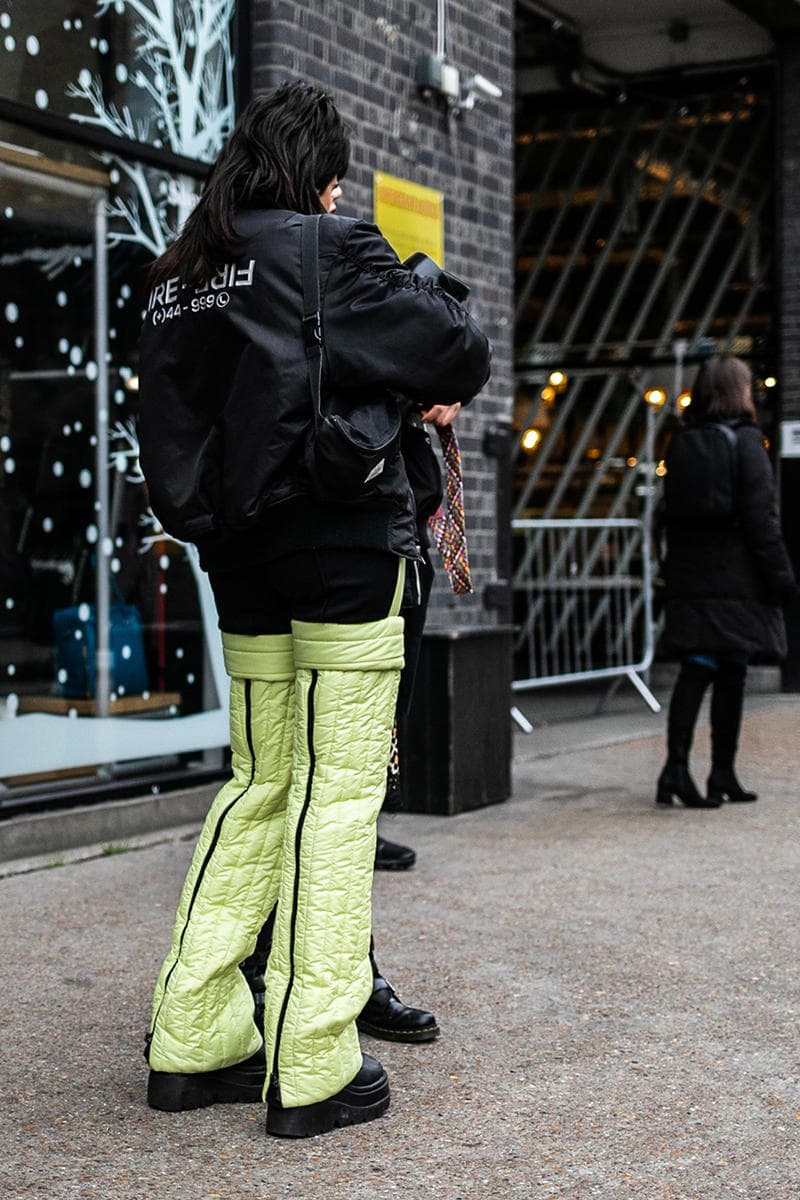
top-left (1, 685), bottom-right (799, 1199)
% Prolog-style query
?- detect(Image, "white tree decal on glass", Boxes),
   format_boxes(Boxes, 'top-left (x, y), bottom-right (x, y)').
top-left (109, 419), bottom-right (183, 552)
top-left (0, 2), bottom-right (235, 750)
top-left (66, 1), bottom-right (236, 553)
top-left (67, 0), bottom-right (236, 254)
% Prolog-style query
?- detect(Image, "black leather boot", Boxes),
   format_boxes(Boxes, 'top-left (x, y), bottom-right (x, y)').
top-left (375, 835), bottom-right (416, 870)
top-left (242, 918), bottom-right (438, 1042)
top-left (357, 944), bottom-right (440, 1043)
top-left (147, 1045), bottom-right (266, 1111)
top-left (707, 766), bottom-right (757, 804)
top-left (265, 1053), bottom-right (389, 1138)
top-left (707, 663), bottom-right (757, 803)
top-left (656, 761), bottom-right (719, 808)
top-left (657, 661), bottom-right (720, 808)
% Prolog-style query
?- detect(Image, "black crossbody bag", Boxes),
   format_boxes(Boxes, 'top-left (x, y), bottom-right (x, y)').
top-left (300, 214), bottom-right (401, 503)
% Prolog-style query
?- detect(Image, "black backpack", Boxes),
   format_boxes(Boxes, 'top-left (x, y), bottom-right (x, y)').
top-left (664, 422), bottom-right (739, 520)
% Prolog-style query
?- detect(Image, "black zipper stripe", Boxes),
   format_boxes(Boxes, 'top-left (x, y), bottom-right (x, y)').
top-left (150, 679), bottom-right (256, 1043)
top-left (270, 669), bottom-right (318, 1099)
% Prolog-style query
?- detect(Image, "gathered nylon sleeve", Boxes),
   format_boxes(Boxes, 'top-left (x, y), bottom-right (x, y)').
top-left (735, 426), bottom-right (797, 602)
top-left (320, 221), bottom-right (491, 405)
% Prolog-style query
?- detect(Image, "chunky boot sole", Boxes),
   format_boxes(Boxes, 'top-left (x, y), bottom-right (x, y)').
top-left (265, 1065), bottom-right (389, 1138)
top-left (147, 1049), bottom-right (265, 1112)
top-left (357, 1015), bottom-right (440, 1043)
top-left (374, 838), bottom-right (416, 871)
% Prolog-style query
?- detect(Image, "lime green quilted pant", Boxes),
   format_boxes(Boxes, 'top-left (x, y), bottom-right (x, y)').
top-left (148, 575), bottom-right (404, 1109)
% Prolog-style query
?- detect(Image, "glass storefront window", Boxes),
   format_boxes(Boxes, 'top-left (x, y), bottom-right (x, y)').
top-left (1, 1), bottom-right (135, 124)
top-left (0, 140), bottom-right (227, 796)
top-left (0, 0), bottom-right (238, 800)
top-left (0, 0), bottom-right (235, 163)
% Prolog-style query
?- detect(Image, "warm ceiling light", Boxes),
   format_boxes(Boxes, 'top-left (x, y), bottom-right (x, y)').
top-left (586, 446), bottom-right (601, 460)
top-left (626, 456), bottom-right (638, 467)
top-left (521, 427), bottom-right (542, 451)
top-left (540, 385), bottom-right (556, 403)
top-left (655, 459), bottom-right (667, 477)
top-left (644, 388), bottom-right (667, 407)
top-left (548, 370), bottom-right (566, 387)
top-left (764, 376), bottom-right (777, 388)
top-left (677, 391), bottom-right (692, 409)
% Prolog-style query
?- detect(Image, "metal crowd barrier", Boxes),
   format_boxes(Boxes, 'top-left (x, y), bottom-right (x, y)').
top-left (511, 518), bottom-right (660, 727)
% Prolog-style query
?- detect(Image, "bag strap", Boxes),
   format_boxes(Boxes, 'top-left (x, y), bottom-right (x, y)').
top-left (85, 551), bottom-right (127, 606)
top-left (300, 214), bottom-right (324, 432)
top-left (707, 421), bottom-right (738, 450)
top-left (707, 421), bottom-right (740, 497)
top-left (110, 573), bottom-right (126, 606)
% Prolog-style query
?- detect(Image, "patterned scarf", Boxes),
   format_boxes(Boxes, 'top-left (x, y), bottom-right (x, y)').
top-left (427, 423), bottom-right (473, 595)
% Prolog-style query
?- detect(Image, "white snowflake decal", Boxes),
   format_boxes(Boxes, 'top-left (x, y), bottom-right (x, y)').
top-left (67, 0), bottom-right (236, 254)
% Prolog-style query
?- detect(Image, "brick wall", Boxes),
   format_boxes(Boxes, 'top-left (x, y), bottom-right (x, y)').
top-left (778, 39), bottom-right (800, 422)
top-left (777, 40), bottom-right (800, 687)
top-left (251, 0), bottom-right (515, 628)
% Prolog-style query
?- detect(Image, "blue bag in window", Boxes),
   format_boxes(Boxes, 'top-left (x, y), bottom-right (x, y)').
top-left (52, 602), bottom-right (149, 699)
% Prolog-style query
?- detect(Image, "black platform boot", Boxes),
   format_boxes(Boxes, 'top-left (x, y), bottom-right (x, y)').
top-left (657, 661), bottom-right (721, 808)
top-left (356, 942), bottom-right (440, 1043)
top-left (147, 1046), bottom-right (266, 1111)
top-left (707, 662), bottom-right (757, 803)
top-left (148, 915), bottom-right (276, 1110)
top-left (265, 1052), bottom-right (389, 1138)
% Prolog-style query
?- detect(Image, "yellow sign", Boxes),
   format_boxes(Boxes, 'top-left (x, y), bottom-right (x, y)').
top-left (373, 172), bottom-right (444, 266)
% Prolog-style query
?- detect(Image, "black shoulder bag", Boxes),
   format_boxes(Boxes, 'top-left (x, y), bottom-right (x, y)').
top-left (300, 214), bottom-right (402, 503)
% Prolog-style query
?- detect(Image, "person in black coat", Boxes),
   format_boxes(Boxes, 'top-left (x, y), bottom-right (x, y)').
top-left (139, 82), bottom-right (491, 1138)
top-left (658, 355), bottom-right (797, 808)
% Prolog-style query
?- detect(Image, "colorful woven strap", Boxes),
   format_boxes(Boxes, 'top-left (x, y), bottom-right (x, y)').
top-left (427, 424), bottom-right (473, 595)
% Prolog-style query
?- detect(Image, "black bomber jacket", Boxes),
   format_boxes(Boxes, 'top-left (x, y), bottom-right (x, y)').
top-left (138, 209), bottom-right (491, 568)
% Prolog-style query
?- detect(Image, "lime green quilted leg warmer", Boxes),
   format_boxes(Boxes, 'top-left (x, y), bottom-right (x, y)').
top-left (264, 614), bottom-right (405, 1108)
top-left (148, 633), bottom-right (295, 1074)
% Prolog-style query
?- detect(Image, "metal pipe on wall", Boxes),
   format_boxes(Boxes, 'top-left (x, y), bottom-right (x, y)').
top-left (93, 195), bottom-right (111, 721)
top-left (436, 0), bottom-right (446, 59)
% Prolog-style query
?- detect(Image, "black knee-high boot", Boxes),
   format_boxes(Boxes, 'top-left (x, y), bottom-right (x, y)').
top-left (242, 923), bottom-right (439, 1043)
top-left (657, 660), bottom-right (720, 808)
top-left (707, 662), bottom-right (757, 803)
top-left (240, 908), bottom-right (276, 1036)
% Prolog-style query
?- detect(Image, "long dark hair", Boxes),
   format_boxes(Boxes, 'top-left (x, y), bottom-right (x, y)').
top-left (689, 355), bottom-right (756, 423)
top-left (152, 81), bottom-right (350, 284)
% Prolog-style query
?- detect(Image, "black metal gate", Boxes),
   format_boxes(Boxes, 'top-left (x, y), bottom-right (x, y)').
top-left (512, 82), bottom-right (775, 695)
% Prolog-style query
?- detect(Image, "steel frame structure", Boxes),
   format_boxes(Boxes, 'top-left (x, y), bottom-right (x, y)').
top-left (513, 89), bottom-right (774, 708)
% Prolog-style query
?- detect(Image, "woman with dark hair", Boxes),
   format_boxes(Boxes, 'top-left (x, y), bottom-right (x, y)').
top-left (137, 81), bottom-right (490, 1137)
top-left (657, 355), bottom-right (796, 808)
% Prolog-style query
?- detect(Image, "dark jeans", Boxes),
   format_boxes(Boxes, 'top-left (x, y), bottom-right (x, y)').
top-left (686, 651), bottom-right (749, 671)
top-left (209, 548), bottom-right (404, 634)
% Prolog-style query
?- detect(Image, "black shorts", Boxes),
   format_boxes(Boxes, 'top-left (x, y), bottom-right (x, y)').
top-left (209, 548), bottom-right (404, 635)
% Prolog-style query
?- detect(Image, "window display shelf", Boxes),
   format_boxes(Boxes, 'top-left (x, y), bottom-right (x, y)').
top-left (17, 692), bottom-right (182, 717)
